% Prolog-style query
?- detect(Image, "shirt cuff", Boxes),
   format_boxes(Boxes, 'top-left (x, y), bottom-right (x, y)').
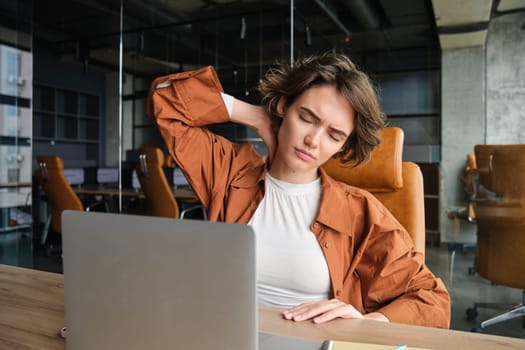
top-left (221, 92), bottom-right (234, 118)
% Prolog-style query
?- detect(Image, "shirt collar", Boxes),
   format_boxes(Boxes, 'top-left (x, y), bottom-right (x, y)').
top-left (316, 167), bottom-right (355, 236)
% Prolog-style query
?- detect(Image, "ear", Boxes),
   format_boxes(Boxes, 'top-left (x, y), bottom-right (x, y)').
top-left (276, 96), bottom-right (287, 118)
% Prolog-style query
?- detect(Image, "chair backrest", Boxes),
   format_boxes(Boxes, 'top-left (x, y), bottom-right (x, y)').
top-left (462, 152), bottom-right (478, 202)
top-left (473, 144), bottom-right (525, 290)
top-left (474, 144), bottom-right (525, 198)
top-left (135, 147), bottom-right (180, 218)
top-left (490, 145), bottom-right (525, 200)
top-left (35, 155), bottom-right (84, 234)
top-left (322, 127), bottom-right (426, 255)
top-left (473, 144), bottom-right (497, 191)
top-left (466, 152), bottom-right (477, 171)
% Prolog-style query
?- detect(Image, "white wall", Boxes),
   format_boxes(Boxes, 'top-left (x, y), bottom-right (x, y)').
top-left (105, 72), bottom-right (134, 166)
top-left (486, 13), bottom-right (525, 144)
top-left (439, 12), bottom-right (525, 243)
top-left (440, 47), bottom-right (486, 242)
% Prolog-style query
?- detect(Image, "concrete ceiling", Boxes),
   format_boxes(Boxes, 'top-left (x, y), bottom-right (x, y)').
top-left (432, 0), bottom-right (525, 49)
top-left (1, 0), bottom-right (441, 79)
top-left (1, 0), bottom-right (524, 83)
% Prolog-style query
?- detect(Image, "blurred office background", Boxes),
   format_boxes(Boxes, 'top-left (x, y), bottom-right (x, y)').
top-left (1, 0), bottom-right (525, 339)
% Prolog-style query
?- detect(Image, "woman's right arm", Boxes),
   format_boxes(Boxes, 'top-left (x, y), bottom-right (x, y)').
top-left (230, 98), bottom-right (276, 162)
top-left (147, 66), bottom-right (241, 209)
top-left (147, 66), bottom-right (275, 215)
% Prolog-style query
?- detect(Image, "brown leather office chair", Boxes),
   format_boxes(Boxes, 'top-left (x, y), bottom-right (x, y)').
top-left (35, 155), bottom-right (108, 248)
top-left (467, 144), bottom-right (525, 330)
top-left (462, 152), bottom-right (478, 202)
top-left (135, 147), bottom-right (206, 219)
top-left (322, 127), bottom-right (426, 255)
top-left (472, 144), bottom-right (504, 201)
top-left (446, 153), bottom-right (479, 276)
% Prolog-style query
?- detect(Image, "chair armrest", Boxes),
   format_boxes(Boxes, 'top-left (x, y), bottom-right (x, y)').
top-left (180, 204), bottom-right (207, 220)
top-left (476, 184), bottom-right (504, 201)
top-left (85, 200), bottom-right (110, 212)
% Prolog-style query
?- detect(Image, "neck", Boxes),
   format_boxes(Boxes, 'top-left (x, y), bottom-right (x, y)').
top-left (269, 153), bottom-right (319, 184)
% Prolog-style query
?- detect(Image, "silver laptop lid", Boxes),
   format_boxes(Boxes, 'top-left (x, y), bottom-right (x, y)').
top-left (62, 211), bottom-right (256, 350)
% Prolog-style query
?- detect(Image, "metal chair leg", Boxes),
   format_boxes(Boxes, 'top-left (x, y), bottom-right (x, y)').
top-left (480, 306), bottom-right (525, 328)
top-left (40, 214), bottom-right (51, 245)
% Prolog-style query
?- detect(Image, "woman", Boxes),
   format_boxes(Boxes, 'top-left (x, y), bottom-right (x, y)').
top-left (147, 52), bottom-right (450, 328)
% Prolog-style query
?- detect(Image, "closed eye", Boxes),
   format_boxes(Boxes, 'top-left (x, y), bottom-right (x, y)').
top-left (328, 133), bottom-right (343, 142)
top-left (299, 114), bottom-right (315, 123)
top-left (328, 128), bottom-right (347, 142)
top-left (299, 106), bottom-right (349, 141)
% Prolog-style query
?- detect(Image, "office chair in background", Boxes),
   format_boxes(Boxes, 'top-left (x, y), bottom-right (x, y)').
top-left (35, 155), bottom-right (109, 253)
top-left (466, 144), bottom-right (525, 331)
top-left (135, 147), bottom-right (206, 220)
top-left (445, 152), bottom-right (479, 281)
top-left (322, 127), bottom-right (426, 255)
top-left (471, 144), bottom-right (503, 201)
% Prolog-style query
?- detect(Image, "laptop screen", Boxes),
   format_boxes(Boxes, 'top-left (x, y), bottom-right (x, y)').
top-left (62, 211), bottom-right (256, 350)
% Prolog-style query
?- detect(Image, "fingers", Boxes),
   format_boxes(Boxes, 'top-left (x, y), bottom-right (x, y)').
top-left (282, 299), bottom-right (363, 323)
top-left (283, 299), bottom-right (339, 321)
top-left (313, 303), bottom-right (363, 323)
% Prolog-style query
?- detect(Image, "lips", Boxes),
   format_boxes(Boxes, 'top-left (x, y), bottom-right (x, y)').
top-left (294, 147), bottom-right (315, 161)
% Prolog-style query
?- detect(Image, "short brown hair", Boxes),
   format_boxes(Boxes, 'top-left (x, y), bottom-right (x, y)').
top-left (258, 51), bottom-right (385, 165)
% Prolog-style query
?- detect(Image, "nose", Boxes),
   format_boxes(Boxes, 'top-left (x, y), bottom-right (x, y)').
top-left (304, 129), bottom-right (321, 148)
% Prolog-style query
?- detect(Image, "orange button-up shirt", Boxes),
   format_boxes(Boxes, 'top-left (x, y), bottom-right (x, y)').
top-left (147, 66), bottom-right (450, 328)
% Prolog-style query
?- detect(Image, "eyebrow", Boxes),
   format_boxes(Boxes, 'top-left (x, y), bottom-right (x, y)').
top-left (300, 107), bottom-right (350, 139)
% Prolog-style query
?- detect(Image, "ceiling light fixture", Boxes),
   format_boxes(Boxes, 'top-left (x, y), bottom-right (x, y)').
top-left (305, 25), bottom-right (312, 46)
top-left (138, 31), bottom-right (144, 52)
top-left (240, 16), bottom-right (247, 39)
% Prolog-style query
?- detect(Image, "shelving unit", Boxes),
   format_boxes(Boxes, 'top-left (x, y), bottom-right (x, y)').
top-left (33, 84), bottom-right (100, 163)
top-left (0, 43), bottom-right (33, 232)
top-left (418, 162), bottom-right (441, 247)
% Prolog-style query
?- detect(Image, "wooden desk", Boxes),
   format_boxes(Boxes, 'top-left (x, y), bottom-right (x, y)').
top-left (0, 264), bottom-right (64, 349)
top-left (172, 187), bottom-right (200, 201)
top-left (0, 182), bottom-right (32, 189)
top-left (474, 200), bottom-right (525, 222)
top-left (74, 185), bottom-right (143, 198)
top-left (74, 185), bottom-right (198, 201)
top-left (1, 264), bottom-right (525, 350)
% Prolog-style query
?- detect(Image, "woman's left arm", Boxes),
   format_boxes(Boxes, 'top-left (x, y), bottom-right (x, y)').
top-left (282, 225), bottom-right (450, 327)
top-left (367, 249), bottom-right (451, 328)
top-left (282, 246), bottom-right (450, 328)
top-left (282, 299), bottom-right (388, 323)
top-left (355, 223), bottom-right (451, 328)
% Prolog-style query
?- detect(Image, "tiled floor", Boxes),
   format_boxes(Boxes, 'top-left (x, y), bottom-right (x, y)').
top-left (0, 229), bottom-right (63, 273)
top-left (425, 243), bottom-right (524, 339)
top-left (1, 229), bottom-right (523, 339)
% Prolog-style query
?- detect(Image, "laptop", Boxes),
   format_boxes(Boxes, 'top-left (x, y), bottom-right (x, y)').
top-left (62, 211), bottom-right (324, 350)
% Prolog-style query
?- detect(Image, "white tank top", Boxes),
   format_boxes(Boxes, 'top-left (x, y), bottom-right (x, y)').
top-left (248, 172), bottom-right (331, 308)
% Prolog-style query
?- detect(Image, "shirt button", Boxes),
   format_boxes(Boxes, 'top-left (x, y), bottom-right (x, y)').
top-left (313, 222), bottom-right (319, 229)
top-left (324, 242), bottom-right (330, 249)
top-left (336, 290), bottom-right (342, 297)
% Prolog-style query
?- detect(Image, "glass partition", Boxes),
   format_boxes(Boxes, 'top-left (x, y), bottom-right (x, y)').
top-left (2, 0), bottom-right (445, 248)
top-left (0, 0), bottom-right (33, 265)
top-left (0, 1), bottom-right (443, 227)
top-left (117, 1), bottom-right (299, 214)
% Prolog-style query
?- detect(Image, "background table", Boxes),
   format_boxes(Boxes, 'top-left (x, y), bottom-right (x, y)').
top-left (74, 184), bottom-right (198, 201)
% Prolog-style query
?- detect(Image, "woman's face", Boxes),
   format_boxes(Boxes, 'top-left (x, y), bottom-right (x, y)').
top-left (270, 84), bottom-right (355, 183)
